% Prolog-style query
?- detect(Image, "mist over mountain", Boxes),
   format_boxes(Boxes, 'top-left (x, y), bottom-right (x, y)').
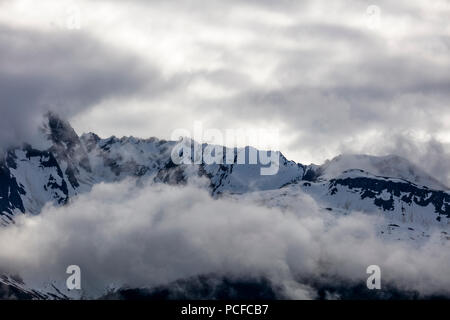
top-left (0, 114), bottom-right (449, 300)
top-left (1, 0), bottom-right (450, 304)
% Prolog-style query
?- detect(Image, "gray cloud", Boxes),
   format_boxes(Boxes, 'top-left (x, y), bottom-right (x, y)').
top-left (0, 0), bottom-right (446, 176)
top-left (0, 178), bottom-right (449, 299)
top-left (344, 133), bottom-right (450, 188)
top-left (202, 28), bottom-right (450, 156)
top-left (1, 1), bottom-right (449, 165)
top-left (65, 0), bottom-right (450, 167)
top-left (0, 24), bottom-right (179, 149)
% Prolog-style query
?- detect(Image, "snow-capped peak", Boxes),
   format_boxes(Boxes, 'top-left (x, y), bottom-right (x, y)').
top-left (317, 154), bottom-right (447, 190)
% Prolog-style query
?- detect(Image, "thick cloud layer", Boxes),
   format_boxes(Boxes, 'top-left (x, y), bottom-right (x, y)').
top-left (384, 136), bottom-right (450, 188)
top-left (68, 0), bottom-right (450, 165)
top-left (0, 0), bottom-right (448, 168)
top-left (339, 133), bottom-right (450, 188)
top-left (0, 24), bottom-right (178, 149)
top-left (0, 178), bottom-right (449, 299)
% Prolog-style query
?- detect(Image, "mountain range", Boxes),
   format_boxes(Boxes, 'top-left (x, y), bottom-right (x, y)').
top-left (1, 113), bottom-right (449, 299)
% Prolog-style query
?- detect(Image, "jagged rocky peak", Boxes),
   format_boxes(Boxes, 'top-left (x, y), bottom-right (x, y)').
top-left (317, 153), bottom-right (447, 190)
top-left (43, 111), bottom-right (81, 148)
top-left (80, 132), bottom-right (101, 152)
top-left (41, 112), bottom-right (92, 183)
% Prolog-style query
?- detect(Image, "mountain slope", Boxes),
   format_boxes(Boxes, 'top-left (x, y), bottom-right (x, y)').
top-left (317, 154), bottom-right (448, 190)
top-left (1, 114), bottom-right (450, 299)
top-left (1, 113), bottom-right (449, 234)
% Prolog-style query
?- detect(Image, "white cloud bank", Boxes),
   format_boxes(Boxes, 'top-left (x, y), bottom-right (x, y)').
top-left (0, 178), bottom-right (449, 299)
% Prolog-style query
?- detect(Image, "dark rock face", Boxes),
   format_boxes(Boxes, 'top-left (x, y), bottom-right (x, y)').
top-left (24, 145), bottom-right (70, 205)
top-left (46, 112), bottom-right (92, 188)
top-left (305, 278), bottom-right (450, 300)
top-left (329, 176), bottom-right (450, 218)
top-left (101, 275), bottom-right (281, 300)
top-left (0, 160), bottom-right (25, 219)
top-left (0, 281), bottom-right (40, 300)
top-left (302, 166), bottom-right (320, 182)
top-left (155, 160), bottom-right (189, 185)
top-left (0, 275), bottom-right (66, 300)
top-left (100, 274), bottom-right (450, 300)
top-left (0, 113), bottom-right (87, 218)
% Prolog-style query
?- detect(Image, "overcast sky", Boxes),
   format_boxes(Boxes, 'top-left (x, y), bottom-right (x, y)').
top-left (1, 0), bottom-right (449, 168)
